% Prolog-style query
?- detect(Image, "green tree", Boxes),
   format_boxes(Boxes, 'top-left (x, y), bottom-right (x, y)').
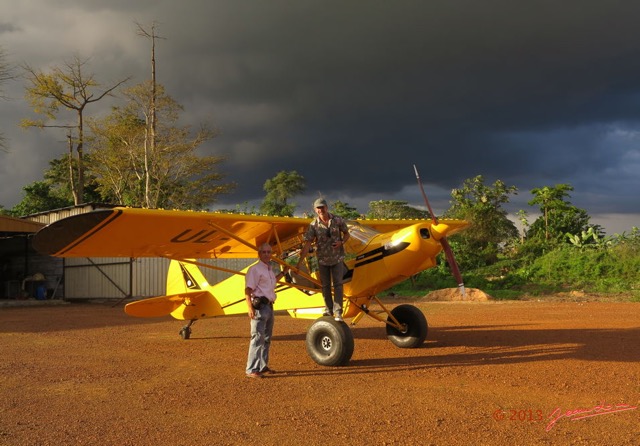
top-left (10, 181), bottom-right (72, 216)
top-left (217, 201), bottom-right (259, 214)
top-left (42, 155), bottom-right (102, 204)
top-left (10, 154), bottom-right (105, 216)
top-left (87, 82), bottom-right (233, 209)
top-left (367, 200), bottom-right (429, 219)
top-left (527, 184), bottom-right (590, 244)
top-left (21, 55), bottom-right (129, 205)
top-left (331, 200), bottom-right (361, 219)
top-left (259, 171), bottom-right (306, 216)
top-left (444, 175), bottom-right (519, 267)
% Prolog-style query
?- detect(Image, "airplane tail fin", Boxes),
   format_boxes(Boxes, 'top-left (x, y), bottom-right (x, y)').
top-left (166, 259), bottom-right (210, 295)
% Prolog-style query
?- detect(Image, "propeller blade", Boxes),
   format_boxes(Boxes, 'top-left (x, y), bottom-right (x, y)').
top-left (440, 237), bottom-right (466, 296)
top-left (413, 164), bottom-right (438, 225)
top-left (413, 164), bottom-right (466, 296)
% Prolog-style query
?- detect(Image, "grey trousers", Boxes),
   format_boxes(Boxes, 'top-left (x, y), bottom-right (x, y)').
top-left (245, 303), bottom-right (274, 374)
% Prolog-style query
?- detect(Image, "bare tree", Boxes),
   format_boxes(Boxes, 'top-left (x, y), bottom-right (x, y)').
top-left (135, 21), bottom-right (165, 207)
top-left (21, 55), bottom-right (129, 204)
top-left (0, 45), bottom-right (16, 152)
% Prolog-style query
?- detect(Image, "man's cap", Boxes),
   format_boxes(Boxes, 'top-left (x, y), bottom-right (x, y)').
top-left (314, 198), bottom-right (328, 208)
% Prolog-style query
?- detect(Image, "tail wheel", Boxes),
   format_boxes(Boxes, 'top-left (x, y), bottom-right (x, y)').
top-left (306, 317), bottom-right (354, 366)
top-left (179, 319), bottom-right (196, 340)
top-left (179, 326), bottom-right (191, 340)
top-left (386, 304), bottom-right (428, 348)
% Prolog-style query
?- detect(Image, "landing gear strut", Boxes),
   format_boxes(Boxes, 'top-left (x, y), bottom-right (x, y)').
top-left (179, 319), bottom-right (196, 340)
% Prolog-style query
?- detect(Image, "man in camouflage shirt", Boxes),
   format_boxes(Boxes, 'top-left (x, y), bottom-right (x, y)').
top-left (297, 198), bottom-right (350, 321)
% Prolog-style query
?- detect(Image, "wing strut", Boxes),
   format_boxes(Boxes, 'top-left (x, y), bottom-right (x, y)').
top-left (206, 220), bottom-right (320, 287)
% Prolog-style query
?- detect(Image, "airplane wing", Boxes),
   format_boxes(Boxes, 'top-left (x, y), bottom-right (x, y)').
top-left (33, 207), bottom-right (312, 259)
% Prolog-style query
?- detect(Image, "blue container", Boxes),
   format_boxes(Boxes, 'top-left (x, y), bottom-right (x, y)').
top-left (36, 285), bottom-right (47, 300)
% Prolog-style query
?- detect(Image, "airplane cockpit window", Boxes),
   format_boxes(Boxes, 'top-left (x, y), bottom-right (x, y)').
top-left (345, 221), bottom-right (380, 254)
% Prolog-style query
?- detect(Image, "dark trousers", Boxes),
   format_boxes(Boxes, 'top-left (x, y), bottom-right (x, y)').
top-left (318, 263), bottom-right (344, 316)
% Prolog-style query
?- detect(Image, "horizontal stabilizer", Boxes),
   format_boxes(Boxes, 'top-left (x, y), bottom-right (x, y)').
top-left (124, 291), bottom-right (211, 318)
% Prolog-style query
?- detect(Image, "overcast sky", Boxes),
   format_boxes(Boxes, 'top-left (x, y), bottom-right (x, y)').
top-left (1, 1), bottom-right (639, 234)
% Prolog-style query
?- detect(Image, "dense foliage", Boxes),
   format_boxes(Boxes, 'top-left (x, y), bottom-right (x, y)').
top-left (390, 227), bottom-right (640, 300)
top-left (386, 177), bottom-right (639, 300)
top-left (367, 200), bottom-right (430, 219)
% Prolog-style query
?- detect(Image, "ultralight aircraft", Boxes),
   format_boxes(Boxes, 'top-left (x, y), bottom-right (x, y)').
top-left (33, 168), bottom-right (469, 366)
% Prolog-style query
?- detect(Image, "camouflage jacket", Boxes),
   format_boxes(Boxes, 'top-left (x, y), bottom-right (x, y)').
top-left (303, 213), bottom-right (349, 266)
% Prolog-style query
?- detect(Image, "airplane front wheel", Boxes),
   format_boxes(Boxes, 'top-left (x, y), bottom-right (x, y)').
top-left (386, 304), bottom-right (428, 348)
top-left (306, 317), bottom-right (354, 366)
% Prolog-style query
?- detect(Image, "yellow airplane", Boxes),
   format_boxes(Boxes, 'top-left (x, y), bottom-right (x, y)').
top-left (33, 205), bottom-right (468, 366)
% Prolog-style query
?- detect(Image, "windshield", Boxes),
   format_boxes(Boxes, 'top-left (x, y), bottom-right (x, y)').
top-left (345, 221), bottom-right (380, 254)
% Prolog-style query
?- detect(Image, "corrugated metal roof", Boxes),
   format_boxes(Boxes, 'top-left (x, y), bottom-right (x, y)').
top-left (0, 215), bottom-right (45, 234)
top-left (24, 203), bottom-right (117, 225)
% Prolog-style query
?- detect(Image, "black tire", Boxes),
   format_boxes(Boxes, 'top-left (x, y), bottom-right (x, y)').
top-left (386, 304), bottom-right (428, 348)
top-left (306, 317), bottom-right (354, 366)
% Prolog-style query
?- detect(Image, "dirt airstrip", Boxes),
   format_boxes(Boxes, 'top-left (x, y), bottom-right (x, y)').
top-left (1, 294), bottom-right (639, 446)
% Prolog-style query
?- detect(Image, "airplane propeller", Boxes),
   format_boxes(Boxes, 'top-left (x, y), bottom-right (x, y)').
top-left (413, 165), bottom-right (466, 296)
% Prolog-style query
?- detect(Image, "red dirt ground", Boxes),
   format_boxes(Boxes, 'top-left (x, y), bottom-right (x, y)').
top-left (1, 296), bottom-right (639, 445)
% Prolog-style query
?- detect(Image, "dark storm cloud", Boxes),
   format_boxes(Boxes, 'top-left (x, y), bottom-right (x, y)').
top-left (1, 1), bottom-right (639, 232)
top-left (159, 1), bottom-right (640, 213)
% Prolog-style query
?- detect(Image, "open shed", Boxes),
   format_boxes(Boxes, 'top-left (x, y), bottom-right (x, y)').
top-left (0, 214), bottom-right (50, 299)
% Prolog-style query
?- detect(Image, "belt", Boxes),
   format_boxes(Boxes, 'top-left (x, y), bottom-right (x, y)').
top-left (251, 296), bottom-right (273, 308)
